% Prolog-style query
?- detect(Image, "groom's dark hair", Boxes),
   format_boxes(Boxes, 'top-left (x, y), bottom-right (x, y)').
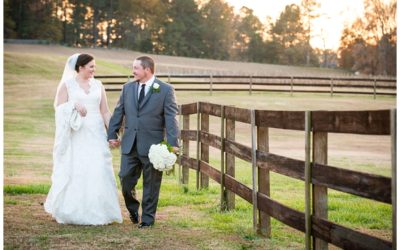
top-left (75, 54), bottom-right (94, 72)
top-left (136, 56), bottom-right (155, 74)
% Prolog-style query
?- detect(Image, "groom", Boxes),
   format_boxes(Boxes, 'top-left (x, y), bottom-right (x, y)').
top-left (108, 56), bottom-right (179, 228)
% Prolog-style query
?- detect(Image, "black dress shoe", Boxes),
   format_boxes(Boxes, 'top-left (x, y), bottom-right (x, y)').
top-left (138, 222), bottom-right (153, 229)
top-left (129, 212), bottom-right (139, 224)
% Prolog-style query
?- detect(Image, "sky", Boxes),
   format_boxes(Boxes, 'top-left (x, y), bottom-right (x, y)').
top-left (226, 0), bottom-right (366, 50)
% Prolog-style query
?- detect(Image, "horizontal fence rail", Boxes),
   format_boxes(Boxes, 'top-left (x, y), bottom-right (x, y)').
top-left (177, 101), bottom-right (395, 250)
top-left (98, 74), bottom-right (396, 97)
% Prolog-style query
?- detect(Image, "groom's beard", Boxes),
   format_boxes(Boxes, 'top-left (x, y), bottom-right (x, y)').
top-left (133, 74), bottom-right (142, 82)
top-left (133, 73), bottom-right (149, 83)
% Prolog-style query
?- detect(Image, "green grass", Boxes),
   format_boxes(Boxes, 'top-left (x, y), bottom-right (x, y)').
top-left (4, 184), bottom-right (50, 195)
top-left (4, 53), bottom-right (64, 80)
top-left (4, 46), bottom-right (394, 249)
top-left (96, 59), bottom-right (131, 75)
top-left (4, 199), bottom-right (18, 205)
top-left (161, 160), bottom-right (392, 232)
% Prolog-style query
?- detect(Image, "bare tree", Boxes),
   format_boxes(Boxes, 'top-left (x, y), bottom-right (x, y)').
top-left (338, 0), bottom-right (396, 75)
top-left (363, 0), bottom-right (397, 75)
top-left (301, 0), bottom-right (320, 66)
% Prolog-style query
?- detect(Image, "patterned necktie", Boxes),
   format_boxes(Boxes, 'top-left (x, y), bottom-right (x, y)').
top-left (138, 84), bottom-right (146, 104)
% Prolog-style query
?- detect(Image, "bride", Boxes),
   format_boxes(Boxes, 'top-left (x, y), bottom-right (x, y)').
top-left (44, 53), bottom-right (123, 225)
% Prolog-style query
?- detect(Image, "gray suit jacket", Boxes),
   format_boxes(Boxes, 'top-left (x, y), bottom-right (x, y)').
top-left (108, 78), bottom-right (179, 156)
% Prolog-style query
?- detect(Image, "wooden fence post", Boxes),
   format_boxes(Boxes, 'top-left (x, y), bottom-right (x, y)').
top-left (257, 126), bottom-right (271, 237)
top-left (178, 105), bottom-right (182, 183)
top-left (330, 78), bottom-right (333, 97)
top-left (201, 110), bottom-right (209, 189)
top-left (182, 113), bottom-right (190, 186)
top-left (249, 75), bottom-right (253, 95)
top-left (196, 102), bottom-right (200, 190)
top-left (391, 109), bottom-right (396, 250)
top-left (305, 111), bottom-right (312, 250)
top-left (226, 113), bottom-right (235, 210)
top-left (290, 76), bottom-right (294, 96)
top-left (251, 109), bottom-right (258, 231)
top-left (313, 129), bottom-right (329, 250)
top-left (220, 105), bottom-right (227, 211)
top-left (209, 74), bottom-right (213, 96)
top-left (373, 78), bottom-right (377, 99)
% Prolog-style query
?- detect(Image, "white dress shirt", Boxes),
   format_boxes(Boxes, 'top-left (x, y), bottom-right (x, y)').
top-left (138, 75), bottom-right (155, 99)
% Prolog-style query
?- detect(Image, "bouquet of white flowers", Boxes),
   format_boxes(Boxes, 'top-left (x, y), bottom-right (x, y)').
top-left (148, 141), bottom-right (177, 172)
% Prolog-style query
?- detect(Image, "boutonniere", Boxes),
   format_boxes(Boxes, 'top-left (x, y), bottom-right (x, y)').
top-left (152, 83), bottom-right (160, 93)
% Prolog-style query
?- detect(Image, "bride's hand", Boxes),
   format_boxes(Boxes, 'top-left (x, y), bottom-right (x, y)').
top-left (74, 103), bottom-right (87, 117)
top-left (108, 139), bottom-right (120, 148)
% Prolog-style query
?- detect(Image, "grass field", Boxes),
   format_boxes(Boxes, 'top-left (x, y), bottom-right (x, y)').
top-left (4, 44), bottom-right (396, 249)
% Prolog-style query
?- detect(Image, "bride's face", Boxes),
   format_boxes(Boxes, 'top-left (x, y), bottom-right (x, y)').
top-left (79, 60), bottom-right (96, 79)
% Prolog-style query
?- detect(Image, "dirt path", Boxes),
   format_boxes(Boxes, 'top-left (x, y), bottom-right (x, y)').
top-left (4, 194), bottom-right (276, 249)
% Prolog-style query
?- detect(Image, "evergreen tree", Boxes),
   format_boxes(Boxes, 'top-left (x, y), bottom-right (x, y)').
top-left (161, 0), bottom-right (205, 57)
top-left (270, 4), bottom-right (310, 65)
top-left (4, 0), bottom-right (17, 38)
top-left (301, 0), bottom-right (320, 65)
top-left (234, 7), bottom-right (265, 62)
top-left (6, 0), bottom-right (62, 41)
top-left (200, 0), bottom-right (235, 60)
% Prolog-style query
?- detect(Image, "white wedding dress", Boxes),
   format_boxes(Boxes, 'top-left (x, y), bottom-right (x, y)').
top-left (45, 78), bottom-right (123, 225)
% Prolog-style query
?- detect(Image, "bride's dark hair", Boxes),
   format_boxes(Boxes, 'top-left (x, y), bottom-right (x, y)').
top-left (75, 54), bottom-right (94, 72)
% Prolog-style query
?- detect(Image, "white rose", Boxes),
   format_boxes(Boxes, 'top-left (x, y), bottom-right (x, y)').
top-left (153, 83), bottom-right (160, 89)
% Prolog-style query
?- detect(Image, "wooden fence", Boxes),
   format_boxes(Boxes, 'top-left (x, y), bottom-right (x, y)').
top-left (98, 74), bottom-right (396, 98)
top-left (177, 102), bottom-right (396, 250)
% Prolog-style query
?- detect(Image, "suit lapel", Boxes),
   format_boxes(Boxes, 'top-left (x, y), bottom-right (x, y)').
top-left (131, 81), bottom-right (139, 110)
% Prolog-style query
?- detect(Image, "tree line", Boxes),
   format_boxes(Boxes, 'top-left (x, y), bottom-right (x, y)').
top-left (4, 0), bottom-right (396, 76)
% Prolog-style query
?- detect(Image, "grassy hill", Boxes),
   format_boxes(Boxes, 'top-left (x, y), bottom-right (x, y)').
top-left (5, 43), bottom-right (352, 76)
top-left (4, 44), bottom-right (394, 249)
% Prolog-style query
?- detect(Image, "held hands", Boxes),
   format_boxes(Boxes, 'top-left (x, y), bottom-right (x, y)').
top-left (108, 139), bottom-right (120, 148)
top-left (74, 103), bottom-right (87, 117)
